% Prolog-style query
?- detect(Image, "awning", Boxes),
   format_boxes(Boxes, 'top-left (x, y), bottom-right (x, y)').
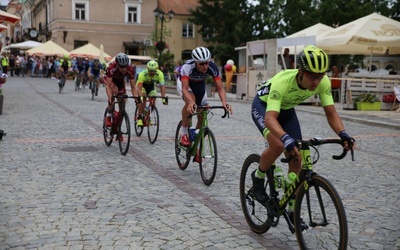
top-left (123, 42), bottom-right (140, 49)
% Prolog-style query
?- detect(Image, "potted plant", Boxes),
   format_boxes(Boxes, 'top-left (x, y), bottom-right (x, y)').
top-left (355, 93), bottom-right (381, 111)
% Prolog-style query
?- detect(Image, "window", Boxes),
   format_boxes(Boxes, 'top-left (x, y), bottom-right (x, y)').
top-left (182, 22), bottom-right (194, 38)
top-left (125, 4), bottom-right (141, 23)
top-left (73, 1), bottom-right (89, 21)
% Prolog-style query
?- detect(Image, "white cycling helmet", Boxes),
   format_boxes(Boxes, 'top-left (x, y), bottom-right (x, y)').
top-left (191, 47), bottom-right (211, 63)
top-left (115, 53), bottom-right (129, 67)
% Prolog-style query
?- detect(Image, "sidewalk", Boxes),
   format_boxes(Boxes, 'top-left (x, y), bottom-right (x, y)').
top-left (221, 92), bottom-right (400, 130)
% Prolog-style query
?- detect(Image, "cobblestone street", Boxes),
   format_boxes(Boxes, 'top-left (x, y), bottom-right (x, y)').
top-left (0, 76), bottom-right (399, 249)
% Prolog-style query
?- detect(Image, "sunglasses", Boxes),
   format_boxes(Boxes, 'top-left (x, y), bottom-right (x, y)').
top-left (198, 62), bottom-right (209, 66)
top-left (148, 70), bottom-right (156, 73)
top-left (118, 65), bottom-right (127, 69)
top-left (303, 71), bottom-right (325, 81)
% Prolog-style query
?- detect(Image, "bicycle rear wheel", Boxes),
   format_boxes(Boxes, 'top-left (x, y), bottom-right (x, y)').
top-left (134, 106), bottom-right (143, 137)
top-left (295, 174), bottom-right (348, 250)
top-left (147, 106), bottom-right (159, 144)
top-left (239, 154), bottom-right (273, 234)
top-left (174, 120), bottom-right (190, 170)
top-left (199, 128), bottom-right (217, 186)
top-left (103, 108), bottom-right (113, 146)
top-left (118, 111), bottom-right (131, 156)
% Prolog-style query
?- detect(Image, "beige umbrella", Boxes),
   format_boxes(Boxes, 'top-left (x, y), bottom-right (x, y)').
top-left (317, 13), bottom-right (400, 55)
top-left (0, 10), bottom-right (20, 25)
top-left (69, 43), bottom-right (111, 60)
top-left (4, 40), bottom-right (41, 50)
top-left (26, 40), bottom-right (70, 57)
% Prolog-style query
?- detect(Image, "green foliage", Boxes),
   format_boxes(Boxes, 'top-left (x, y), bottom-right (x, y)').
top-left (188, 0), bottom-right (400, 67)
top-left (355, 93), bottom-right (379, 103)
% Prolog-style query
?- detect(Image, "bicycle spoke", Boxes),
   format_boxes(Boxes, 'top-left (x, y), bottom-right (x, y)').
top-left (134, 106), bottom-right (143, 137)
top-left (102, 108), bottom-right (113, 146)
top-left (147, 106), bottom-right (159, 144)
top-left (239, 154), bottom-right (272, 234)
top-left (174, 120), bottom-right (190, 170)
top-left (295, 175), bottom-right (348, 249)
top-left (199, 129), bottom-right (217, 186)
top-left (118, 112), bottom-right (131, 155)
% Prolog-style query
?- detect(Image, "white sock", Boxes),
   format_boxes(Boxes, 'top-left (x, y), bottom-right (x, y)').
top-left (181, 126), bottom-right (188, 135)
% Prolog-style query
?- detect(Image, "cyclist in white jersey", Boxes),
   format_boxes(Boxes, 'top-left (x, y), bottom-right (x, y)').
top-left (177, 47), bottom-right (232, 147)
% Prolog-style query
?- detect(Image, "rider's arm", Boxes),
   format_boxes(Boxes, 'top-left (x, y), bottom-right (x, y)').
top-left (181, 76), bottom-right (196, 112)
top-left (157, 70), bottom-right (166, 98)
top-left (323, 105), bottom-right (345, 135)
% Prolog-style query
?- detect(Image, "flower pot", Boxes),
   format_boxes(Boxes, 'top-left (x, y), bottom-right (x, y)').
top-left (356, 102), bottom-right (381, 111)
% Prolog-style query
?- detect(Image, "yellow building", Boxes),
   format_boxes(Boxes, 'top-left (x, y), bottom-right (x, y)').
top-left (3, 0), bottom-right (209, 63)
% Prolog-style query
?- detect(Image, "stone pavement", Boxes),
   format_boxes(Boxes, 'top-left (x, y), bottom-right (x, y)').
top-left (0, 76), bottom-right (399, 249)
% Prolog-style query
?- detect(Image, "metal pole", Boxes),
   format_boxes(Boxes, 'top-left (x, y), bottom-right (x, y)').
top-left (158, 17), bottom-right (164, 65)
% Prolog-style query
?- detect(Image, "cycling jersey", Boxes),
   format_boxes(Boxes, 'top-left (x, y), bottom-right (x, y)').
top-left (252, 69), bottom-right (334, 139)
top-left (74, 61), bottom-right (86, 73)
top-left (256, 69), bottom-right (334, 112)
top-left (90, 63), bottom-right (103, 77)
top-left (180, 59), bottom-right (221, 105)
top-left (106, 62), bottom-right (136, 90)
top-left (137, 69), bottom-right (165, 96)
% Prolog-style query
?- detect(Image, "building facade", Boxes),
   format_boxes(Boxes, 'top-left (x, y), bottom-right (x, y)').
top-left (2, 0), bottom-right (209, 63)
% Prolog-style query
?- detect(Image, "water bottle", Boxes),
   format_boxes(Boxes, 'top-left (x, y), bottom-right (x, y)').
top-left (274, 167), bottom-right (285, 194)
top-left (143, 106), bottom-right (149, 116)
top-left (285, 172), bottom-right (297, 190)
top-left (189, 128), bottom-right (196, 141)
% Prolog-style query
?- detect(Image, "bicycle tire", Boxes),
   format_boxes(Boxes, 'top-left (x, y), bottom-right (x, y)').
top-left (91, 82), bottom-right (95, 100)
top-left (134, 106), bottom-right (144, 137)
top-left (174, 120), bottom-right (190, 170)
top-left (103, 108), bottom-right (113, 146)
top-left (59, 83), bottom-right (62, 94)
top-left (75, 77), bottom-right (79, 91)
top-left (294, 174), bottom-right (348, 250)
top-left (118, 111), bottom-right (131, 156)
top-left (199, 128), bottom-right (217, 186)
top-left (147, 106), bottom-right (159, 144)
top-left (239, 154), bottom-right (273, 234)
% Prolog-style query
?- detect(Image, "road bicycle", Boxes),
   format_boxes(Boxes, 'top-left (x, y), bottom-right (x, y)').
top-left (103, 94), bottom-right (139, 155)
top-left (89, 80), bottom-right (96, 100)
top-left (174, 105), bottom-right (229, 186)
top-left (240, 138), bottom-right (354, 249)
top-left (58, 71), bottom-right (67, 94)
top-left (134, 96), bottom-right (168, 144)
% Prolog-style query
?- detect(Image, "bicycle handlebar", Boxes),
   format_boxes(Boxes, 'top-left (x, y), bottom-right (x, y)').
top-left (280, 137), bottom-right (355, 163)
top-left (189, 105), bottom-right (230, 119)
top-left (112, 94), bottom-right (141, 99)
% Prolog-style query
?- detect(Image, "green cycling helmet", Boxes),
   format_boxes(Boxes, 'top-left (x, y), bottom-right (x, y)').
top-left (147, 60), bottom-right (159, 71)
top-left (298, 45), bottom-right (329, 73)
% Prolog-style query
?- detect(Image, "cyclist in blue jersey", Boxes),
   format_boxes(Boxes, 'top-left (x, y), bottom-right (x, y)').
top-left (89, 59), bottom-right (103, 96)
top-left (250, 45), bottom-right (356, 216)
top-left (177, 46), bottom-right (232, 147)
top-left (73, 58), bottom-right (86, 89)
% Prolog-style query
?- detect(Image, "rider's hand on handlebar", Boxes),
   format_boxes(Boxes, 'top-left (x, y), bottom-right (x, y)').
top-left (187, 102), bottom-right (196, 114)
top-left (135, 96), bottom-right (142, 105)
top-left (224, 103), bottom-right (233, 115)
top-left (338, 130), bottom-right (356, 151)
top-left (281, 133), bottom-right (298, 154)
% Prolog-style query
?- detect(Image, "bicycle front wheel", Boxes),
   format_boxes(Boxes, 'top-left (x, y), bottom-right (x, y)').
top-left (134, 106), bottom-right (143, 137)
top-left (117, 111), bottom-right (131, 156)
top-left (147, 106), bottom-right (159, 144)
top-left (75, 77), bottom-right (79, 91)
top-left (103, 108), bottom-right (113, 146)
top-left (295, 174), bottom-right (348, 250)
top-left (174, 120), bottom-right (190, 170)
top-left (91, 82), bottom-right (95, 100)
top-left (199, 128), bottom-right (217, 186)
top-left (239, 154), bottom-right (273, 234)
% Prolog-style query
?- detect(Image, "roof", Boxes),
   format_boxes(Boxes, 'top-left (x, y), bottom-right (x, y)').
top-left (159, 0), bottom-right (199, 15)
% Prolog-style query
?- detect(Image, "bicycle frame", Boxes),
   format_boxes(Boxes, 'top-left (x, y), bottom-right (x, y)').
top-left (187, 106), bottom-right (228, 158)
top-left (266, 138), bottom-right (352, 230)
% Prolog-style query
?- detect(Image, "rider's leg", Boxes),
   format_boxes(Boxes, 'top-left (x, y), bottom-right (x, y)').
top-left (95, 77), bottom-right (100, 95)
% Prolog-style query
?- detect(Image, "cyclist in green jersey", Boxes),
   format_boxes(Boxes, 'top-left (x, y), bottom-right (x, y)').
top-left (251, 45), bottom-right (356, 204)
top-left (135, 60), bottom-right (167, 126)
